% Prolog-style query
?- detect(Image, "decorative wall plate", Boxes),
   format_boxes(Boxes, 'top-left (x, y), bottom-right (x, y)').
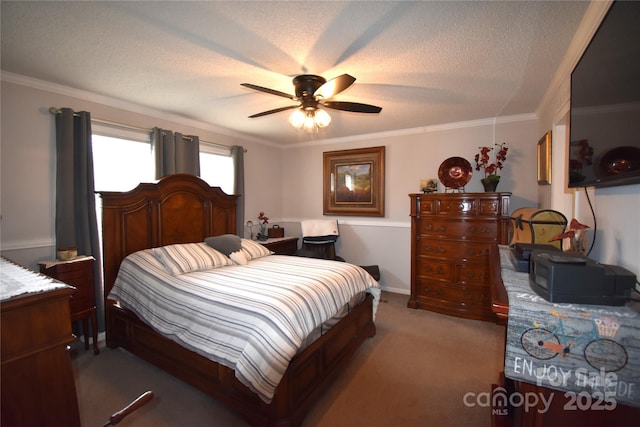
top-left (438, 157), bottom-right (473, 188)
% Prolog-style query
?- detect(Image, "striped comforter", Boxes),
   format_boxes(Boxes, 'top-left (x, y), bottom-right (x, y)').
top-left (109, 250), bottom-right (381, 403)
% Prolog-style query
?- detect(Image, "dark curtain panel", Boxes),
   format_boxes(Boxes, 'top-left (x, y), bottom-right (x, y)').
top-left (152, 127), bottom-right (200, 179)
top-left (231, 145), bottom-right (245, 236)
top-left (55, 108), bottom-right (104, 330)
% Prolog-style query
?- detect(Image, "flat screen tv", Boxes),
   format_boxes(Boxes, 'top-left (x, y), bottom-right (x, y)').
top-left (568, 1), bottom-right (640, 188)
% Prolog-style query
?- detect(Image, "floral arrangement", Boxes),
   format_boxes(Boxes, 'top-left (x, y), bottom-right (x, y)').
top-left (474, 142), bottom-right (509, 182)
top-left (257, 211), bottom-right (269, 240)
top-left (550, 218), bottom-right (590, 254)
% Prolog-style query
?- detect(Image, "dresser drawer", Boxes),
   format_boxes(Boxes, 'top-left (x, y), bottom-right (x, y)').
top-left (416, 260), bottom-right (453, 281)
top-left (417, 258), bottom-right (489, 285)
top-left (416, 196), bottom-right (502, 217)
top-left (416, 278), bottom-right (490, 308)
top-left (417, 240), bottom-right (490, 262)
top-left (455, 262), bottom-right (490, 285)
top-left (417, 219), bottom-right (498, 240)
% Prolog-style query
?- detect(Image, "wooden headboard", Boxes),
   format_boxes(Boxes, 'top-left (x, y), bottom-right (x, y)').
top-left (98, 174), bottom-right (239, 298)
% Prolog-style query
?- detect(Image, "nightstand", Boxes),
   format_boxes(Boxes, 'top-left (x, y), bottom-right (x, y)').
top-left (260, 237), bottom-right (299, 255)
top-left (39, 256), bottom-right (100, 355)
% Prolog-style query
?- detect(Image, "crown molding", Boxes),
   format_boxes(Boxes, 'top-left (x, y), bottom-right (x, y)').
top-left (285, 113), bottom-right (537, 149)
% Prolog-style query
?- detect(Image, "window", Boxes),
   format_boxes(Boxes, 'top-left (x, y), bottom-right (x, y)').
top-left (92, 134), bottom-right (154, 192)
top-left (199, 143), bottom-right (234, 194)
top-left (91, 124), bottom-right (234, 194)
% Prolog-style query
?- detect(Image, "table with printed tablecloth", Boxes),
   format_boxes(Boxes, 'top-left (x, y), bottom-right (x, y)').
top-left (492, 245), bottom-right (640, 410)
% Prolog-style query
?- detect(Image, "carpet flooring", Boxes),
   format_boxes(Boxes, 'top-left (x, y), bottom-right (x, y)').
top-left (72, 291), bottom-right (505, 426)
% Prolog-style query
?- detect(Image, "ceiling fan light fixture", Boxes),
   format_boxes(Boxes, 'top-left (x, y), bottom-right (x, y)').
top-left (289, 109), bottom-right (306, 128)
top-left (315, 108), bottom-right (331, 128)
top-left (245, 73), bottom-right (379, 132)
top-left (289, 108), bottom-right (331, 132)
top-left (302, 113), bottom-right (317, 132)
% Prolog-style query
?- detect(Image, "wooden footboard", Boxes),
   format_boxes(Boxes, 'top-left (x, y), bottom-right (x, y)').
top-left (106, 294), bottom-right (376, 427)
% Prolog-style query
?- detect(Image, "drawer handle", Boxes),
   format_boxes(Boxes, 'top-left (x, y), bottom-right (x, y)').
top-left (422, 285), bottom-right (442, 296)
top-left (425, 224), bottom-right (446, 232)
top-left (425, 266), bottom-right (445, 275)
top-left (464, 248), bottom-right (489, 257)
top-left (424, 245), bottom-right (446, 253)
top-left (468, 226), bottom-right (491, 234)
top-left (465, 271), bottom-right (489, 280)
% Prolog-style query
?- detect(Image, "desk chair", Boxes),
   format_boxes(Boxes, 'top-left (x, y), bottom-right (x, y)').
top-left (294, 219), bottom-right (380, 280)
top-left (295, 219), bottom-right (344, 261)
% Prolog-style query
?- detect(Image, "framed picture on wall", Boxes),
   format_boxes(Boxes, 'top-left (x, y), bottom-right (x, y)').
top-left (323, 146), bottom-right (385, 216)
top-left (537, 131), bottom-right (552, 185)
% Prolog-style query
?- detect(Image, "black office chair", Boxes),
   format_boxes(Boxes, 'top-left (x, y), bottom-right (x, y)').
top-left (294, 219), bottom-right (380, 280)
top-left (294, 220), bottom-right (344, 261)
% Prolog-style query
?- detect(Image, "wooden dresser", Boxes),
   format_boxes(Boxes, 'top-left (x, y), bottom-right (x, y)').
top-left (408, 192), bottom-right (510, 321)
top-left (1, 260), bottom-right (81, 427)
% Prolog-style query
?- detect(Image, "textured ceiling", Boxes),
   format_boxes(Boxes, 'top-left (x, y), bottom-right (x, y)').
top-left (1, 1), bottom-right (589, 145)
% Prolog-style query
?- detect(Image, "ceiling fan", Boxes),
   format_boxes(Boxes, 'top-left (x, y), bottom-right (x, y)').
top-left (241, 74), bottom-right (382, 131)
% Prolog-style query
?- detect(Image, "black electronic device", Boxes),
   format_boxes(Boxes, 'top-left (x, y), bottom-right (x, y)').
top-left (568, 1), bottom-right (640, 189)
top-left (529, 249), bottom-right (636, 305)
top-left (512, 243), bottom-right (559, 273)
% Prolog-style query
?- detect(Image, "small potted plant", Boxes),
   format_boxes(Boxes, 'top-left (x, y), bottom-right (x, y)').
top-left (257, 211), bottom-right (269, 241)
top-left (474, 142), bottom-right (508, 192)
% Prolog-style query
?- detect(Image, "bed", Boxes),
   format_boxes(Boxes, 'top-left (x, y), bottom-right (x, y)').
top-left (99, 174), bottom-right (379, 426)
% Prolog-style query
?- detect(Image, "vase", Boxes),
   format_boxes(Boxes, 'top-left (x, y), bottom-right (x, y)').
top-left (481, 177), bottom-right (499, 192)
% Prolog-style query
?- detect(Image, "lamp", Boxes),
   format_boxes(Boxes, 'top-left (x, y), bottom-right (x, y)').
top-left (289, 107), bottom-right (331, 133)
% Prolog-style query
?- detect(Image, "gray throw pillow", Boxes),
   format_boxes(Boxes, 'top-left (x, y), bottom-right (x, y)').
top-left (204, 234), bottom-right (242, 257)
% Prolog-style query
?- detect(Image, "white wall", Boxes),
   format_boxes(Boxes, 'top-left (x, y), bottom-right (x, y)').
top-left (281, 116), bottom-right (541, 293)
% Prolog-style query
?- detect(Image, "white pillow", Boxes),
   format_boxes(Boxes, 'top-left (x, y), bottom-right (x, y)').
top-left (240, 238), bottom-right (273, 260)
top-left (229, 250), bottom-right (249, 265)
top-left (152, 242), bottom-right (233, 275)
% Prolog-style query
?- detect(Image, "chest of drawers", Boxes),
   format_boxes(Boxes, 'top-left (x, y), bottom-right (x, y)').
top-left (408, 192), bottom-right (510, 321)
top-left (40, 257), bottom-right (99, 354)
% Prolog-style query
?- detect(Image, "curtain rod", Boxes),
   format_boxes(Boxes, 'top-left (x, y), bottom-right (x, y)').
top-left (48, 107), bottom-right (245, 152)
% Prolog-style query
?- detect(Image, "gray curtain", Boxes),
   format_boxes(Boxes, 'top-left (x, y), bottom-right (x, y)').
top-left (231, 145), bottom-right (245, 236)
top-left (151, 127), bottom-right (200, 179)
top-left (54, 108), bottom-right (104, 330)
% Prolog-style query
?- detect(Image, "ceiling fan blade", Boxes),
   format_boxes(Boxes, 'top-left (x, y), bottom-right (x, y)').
top-left (314, 74), bottom-right (356, 99)
top-left (322, 101), bottom-right (382, 114)
top-left (241, 83), bottom-right (295, 100)
top-left (248, 105), bottom-right (299, 118)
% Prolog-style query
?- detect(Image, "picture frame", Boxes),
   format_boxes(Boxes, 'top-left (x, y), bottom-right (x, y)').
top-left (323, 146), bottom-right (385, 216)
top-left (537, 131), bottom-right (552, 185)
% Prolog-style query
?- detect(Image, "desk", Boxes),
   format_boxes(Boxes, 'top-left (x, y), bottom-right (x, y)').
top-left (490, 245), bottom-right (640, 426)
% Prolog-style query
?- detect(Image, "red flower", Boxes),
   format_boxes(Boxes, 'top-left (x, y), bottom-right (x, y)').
top-left (474, 143), bottom-right (508, 178)
top-left (258, 212), bottom-right (269, 224)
